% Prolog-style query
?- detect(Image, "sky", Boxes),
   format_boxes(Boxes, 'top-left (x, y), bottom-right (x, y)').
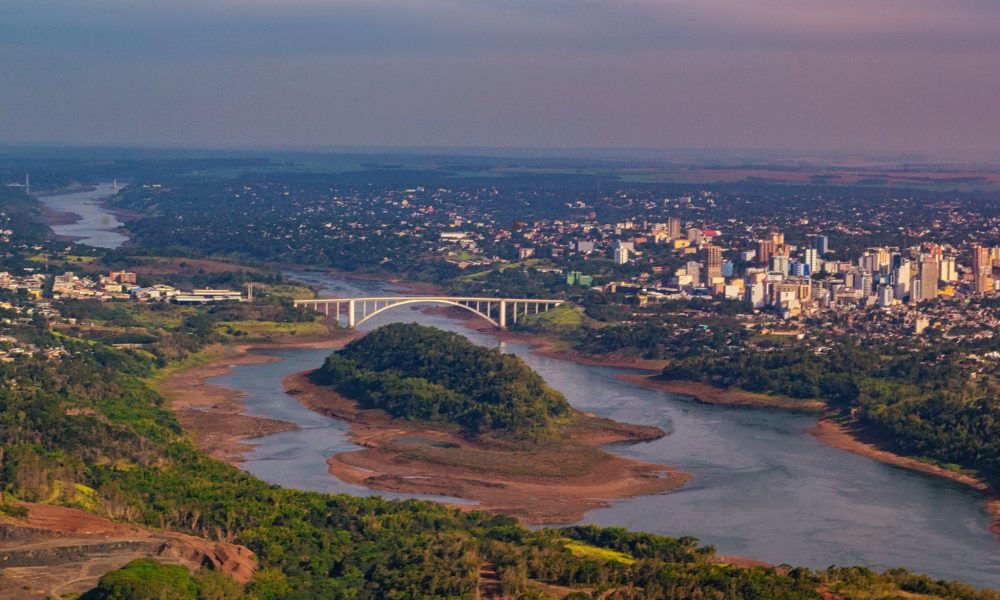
top-left (2, 0), bottom-right (1000, 159)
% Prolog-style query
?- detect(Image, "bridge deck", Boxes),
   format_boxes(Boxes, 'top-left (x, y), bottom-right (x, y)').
top-left (293, 296), bottom-right (564, 330)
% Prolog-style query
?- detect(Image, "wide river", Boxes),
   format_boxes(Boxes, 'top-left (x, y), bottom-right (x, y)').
top-left (36, 182), bottom-right (128, 249)
top-left (205, 271), bottom-right (1000, 589)
top-left (49, 181), bottom-right (999, 586)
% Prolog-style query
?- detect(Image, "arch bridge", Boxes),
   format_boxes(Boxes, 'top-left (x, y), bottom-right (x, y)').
top-left (293, 296), bottom-right (564, 329)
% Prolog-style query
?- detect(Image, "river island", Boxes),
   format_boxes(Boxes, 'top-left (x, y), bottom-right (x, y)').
top-left (283, 322), bottom-right (687, 523)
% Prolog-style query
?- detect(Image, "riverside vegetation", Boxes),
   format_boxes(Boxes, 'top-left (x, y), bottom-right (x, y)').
top-left (4, 296), bottom-right (999, 597)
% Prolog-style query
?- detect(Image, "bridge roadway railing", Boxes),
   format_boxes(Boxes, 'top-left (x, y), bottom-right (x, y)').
top-left (293, 296), bottom-right (563, 329)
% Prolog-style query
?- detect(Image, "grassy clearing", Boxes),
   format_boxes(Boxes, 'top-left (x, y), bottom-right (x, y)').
top-left (129, 305), bottom-right (194, 330)
top-left (389, 440), bottom-right (606, 478)
top-left (150, 343), bottom-right (231, 383)
top-left (40, 480), bottom-right (100, 511)
top-left (562, 540), bottom-right (635, 565)
top-left (28, 253), bottom-right (99, 266)
top-left (256, 283), bottom-right (316, 300)
top-left (214, 319), bottom-right (329, 340)
top-left (519, 305), bottom-right (583, 329)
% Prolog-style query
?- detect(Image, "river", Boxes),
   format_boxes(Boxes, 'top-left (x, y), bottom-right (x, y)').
top-left (211, 271), bottom-right (1000, 588)
top-left (36, 182), bottom-right (128, 249)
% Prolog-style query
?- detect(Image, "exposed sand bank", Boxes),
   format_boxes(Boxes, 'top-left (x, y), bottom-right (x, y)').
top-left (157, 332), bottom-right (362, 465)
top-left (285, 369), bottom-right (688, 524)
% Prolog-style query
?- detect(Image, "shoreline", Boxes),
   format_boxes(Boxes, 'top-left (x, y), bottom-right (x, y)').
top-left (284, 369), bottom-right (688, 524)
top-left (156, 331), bottom-right (362, 466)
top-left (470, 312), bottom-right (1000, 540)
top-left (809, 418), bottom-right (1000, 538)
top-left (618, 373), bottom-right (827, 413)
top-left (36, 182), bottom-right (134, 248)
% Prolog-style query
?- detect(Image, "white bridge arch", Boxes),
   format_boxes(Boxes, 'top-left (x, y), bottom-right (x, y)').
top-left (293, 296), bottom-right (563, 329)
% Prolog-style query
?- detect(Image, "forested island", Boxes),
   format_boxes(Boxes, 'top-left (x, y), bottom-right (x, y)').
top-left (288, 323), bottom-right (683, 523)
top-left (314, 323), bottom-right (573, 438)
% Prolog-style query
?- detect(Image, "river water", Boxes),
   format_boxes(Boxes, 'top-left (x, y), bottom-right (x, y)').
top-left (213, 271), bottom-right (1000, 588)
top-left (36, 182), bottom-right (128, 249)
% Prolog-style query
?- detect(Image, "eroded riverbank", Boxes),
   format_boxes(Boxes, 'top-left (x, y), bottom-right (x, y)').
top-left (157, 331), bottom-right (366, 465)
top-left (809, 418), bottom-right (1000, 539)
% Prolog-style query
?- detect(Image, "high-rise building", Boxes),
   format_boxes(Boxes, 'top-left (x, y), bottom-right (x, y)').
top-left (687, 228), bottom-right (703, 243)
top-left (917, 258), bottom-right (939, 301)
top-left (667, 217), bottom-right (681, 240)
top-left (972, 244), bottom-right (993, 294)
top-left (704, 244), bottom-right (723, 284)
top-left (804, 248), bottom-right (820, 274)
top-left (745, 282), bottom-right (766, 307)
top-left (939, 256), bottom-right (957, 282)
top-left (875, 248), bottom-right (892, 271)
top-left (990, 246), bottom-right (1000, 267)
top-left (813, 235), bottom-right (829, 255)
top-left (770, 254), bottom-right (790, 275)
top-left (973, 244), bottom-right (990, 273)
top-left (686, 261), bottom-right (702, 285)
top-left (614, 245), bottom-right (629, 265)
top-left (859, 252), bottom-right (879, 273)
top-left (757, 239), bottom-right (776, 266)
top-left (878, 285), bottom-right (894, 307)
top-left (893, 260), bottom-right (911, 289)
top-left (860, 272), bottom-right (874, 297)
top-left (790, 262), bottom-right (810, 277)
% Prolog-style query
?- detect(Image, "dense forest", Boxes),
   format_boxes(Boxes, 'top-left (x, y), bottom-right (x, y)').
top-left (315, 323), bottom-right (572, 438)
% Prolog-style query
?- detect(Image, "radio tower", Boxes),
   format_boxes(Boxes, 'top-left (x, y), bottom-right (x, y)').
top-left (24, 174), bottom-right (29, 196)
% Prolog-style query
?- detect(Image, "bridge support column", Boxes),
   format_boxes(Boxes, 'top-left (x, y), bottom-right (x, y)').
top-left (348, 299), bottom-right (356, 328)
top-left (499, 300), bottom-right (506, 329)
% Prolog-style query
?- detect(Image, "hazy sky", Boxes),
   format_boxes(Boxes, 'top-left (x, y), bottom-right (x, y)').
top-left (2, 0), bottom-right (1000, 158)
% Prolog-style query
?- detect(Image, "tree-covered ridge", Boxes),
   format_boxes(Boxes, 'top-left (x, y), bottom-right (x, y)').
top-left (316, 323), bottom-right (572, 437)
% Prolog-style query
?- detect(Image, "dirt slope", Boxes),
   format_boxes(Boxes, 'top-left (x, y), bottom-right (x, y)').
top-left (0, 503), bottom-right (256, 599)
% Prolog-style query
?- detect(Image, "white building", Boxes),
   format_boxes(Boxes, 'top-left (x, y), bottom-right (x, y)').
top-left (614, 245), bottom-right (629, 265)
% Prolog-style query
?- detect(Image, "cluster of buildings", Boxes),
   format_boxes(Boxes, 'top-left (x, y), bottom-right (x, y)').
top-left (0, 333), bottom-right (65, 363)
top-left (632, 223), bottom-right (1000, 320)
top-left (3, 269), bottom-right (245, 305)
